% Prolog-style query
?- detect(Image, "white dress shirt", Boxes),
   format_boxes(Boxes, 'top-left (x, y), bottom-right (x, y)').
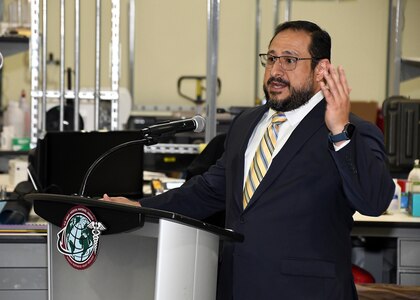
top-left (243, 91), bottom-right (329, 186)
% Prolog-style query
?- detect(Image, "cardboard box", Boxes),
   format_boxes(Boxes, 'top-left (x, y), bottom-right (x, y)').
top-left (350, 101), bottom-right (378, 124)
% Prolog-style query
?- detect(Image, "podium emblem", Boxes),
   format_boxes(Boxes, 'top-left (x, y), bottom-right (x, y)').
top-left (57, 205), bottom-right (106, 270)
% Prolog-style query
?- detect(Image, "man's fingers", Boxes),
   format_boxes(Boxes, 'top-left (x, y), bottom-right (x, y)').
top-left (320, 80), bottom-right (331, 99)
top-left (323, 69), bottom-right (338, 104)
top-left (330, 66), bottom-right (345, 97)
top-left (338, 66), bottom-right (351, 95)
top-left (323, 65), bottom-right (351, 102)
top-left (326, 65), bottom-right (346, 100)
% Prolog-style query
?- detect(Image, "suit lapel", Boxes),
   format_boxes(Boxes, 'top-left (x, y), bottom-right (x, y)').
top-left (230, 105), bottom-right (268, 210)
top-left (243, 100), bottom-right (327, 211)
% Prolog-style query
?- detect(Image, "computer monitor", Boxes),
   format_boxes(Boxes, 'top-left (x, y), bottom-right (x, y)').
top-left (33, 131), bottom-right (144, 198)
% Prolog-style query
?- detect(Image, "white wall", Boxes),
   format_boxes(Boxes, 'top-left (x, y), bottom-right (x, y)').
top-left (2, 0), bottom-right (420, 110)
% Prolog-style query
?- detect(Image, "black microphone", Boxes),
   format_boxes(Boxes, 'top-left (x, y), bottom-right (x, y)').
top-left (78, 115), bottom-right (205, 196)
top-left (0, 52), bottom-right (3, 70)
top-left (141, 115), bottom-right (206, 137)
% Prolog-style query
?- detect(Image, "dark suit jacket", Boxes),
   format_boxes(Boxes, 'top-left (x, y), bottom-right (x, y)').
top-left (141, 100), bottom-right (395, 300)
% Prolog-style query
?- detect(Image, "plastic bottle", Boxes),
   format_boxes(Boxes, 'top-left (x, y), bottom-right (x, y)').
top-left (387, 179), bottom-right (401, 213)
top-left (398, 179), bottom-right (409, 210)
top-left (19, 89), bottom-right (31, 138)
top-left (407, 159), bottom-right (420, 193)
top-left (3, 100), bottom-right (24, 138)
top-left (0, 126), bottom-right (14, 150)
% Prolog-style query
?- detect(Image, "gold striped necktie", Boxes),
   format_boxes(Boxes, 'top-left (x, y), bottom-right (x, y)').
top-left (243, 112), bottom-right (287, 209)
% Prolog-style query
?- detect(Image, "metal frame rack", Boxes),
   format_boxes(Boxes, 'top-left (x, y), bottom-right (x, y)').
top-left (387, 0), bottom-right (420, 98)
top-left (29, 0), bottom-right (121, 146)
top-left (29, 0), bottom-right (222, 154)
top-left (127, 0), bottom-right (221, 144)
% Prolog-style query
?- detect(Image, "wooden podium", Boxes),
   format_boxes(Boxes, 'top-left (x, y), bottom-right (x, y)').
top-left (27, 193), bottom-right (242, 300)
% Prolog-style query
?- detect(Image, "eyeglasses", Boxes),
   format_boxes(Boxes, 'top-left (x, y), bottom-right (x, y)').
top-left (259, 53), bottom-right (319, 71)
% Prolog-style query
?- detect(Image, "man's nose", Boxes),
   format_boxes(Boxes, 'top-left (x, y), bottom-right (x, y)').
top-left (270, 59), bottom-right (285, 77)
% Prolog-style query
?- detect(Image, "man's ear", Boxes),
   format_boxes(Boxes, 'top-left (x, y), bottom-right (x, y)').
top-left (315, 59), bottom-right (330, 82)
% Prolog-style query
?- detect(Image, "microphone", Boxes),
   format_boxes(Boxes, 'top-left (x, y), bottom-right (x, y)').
top-left (78, 115), bottom-right (205, 196)
top-left (141, 115), bottom-right (206, 137)
top-left (0, 52), bottom-right (3, 70)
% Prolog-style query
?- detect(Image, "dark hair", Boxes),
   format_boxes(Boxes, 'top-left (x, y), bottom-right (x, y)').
top-left (270, 20), bottom-right (331, 69)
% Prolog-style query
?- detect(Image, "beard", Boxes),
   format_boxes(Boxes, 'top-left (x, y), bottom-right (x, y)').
top-left (263, 76), bottom-right (315, 112)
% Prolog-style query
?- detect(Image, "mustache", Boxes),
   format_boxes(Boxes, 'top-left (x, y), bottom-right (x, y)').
top-left (267, 76), bottom-right (290, 87)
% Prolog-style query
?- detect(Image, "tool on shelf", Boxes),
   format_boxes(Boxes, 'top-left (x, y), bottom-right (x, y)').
top-left (177, 76), bottom-right (221, 115)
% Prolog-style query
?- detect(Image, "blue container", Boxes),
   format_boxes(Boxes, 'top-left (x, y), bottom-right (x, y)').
top-left (408, 193), bottom-right (420, 217)
top-left (401, 192), bottom-right (409, 209)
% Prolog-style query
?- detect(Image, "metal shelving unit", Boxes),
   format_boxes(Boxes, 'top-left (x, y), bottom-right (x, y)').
top-left (29, 0), bottom-right (121, 147)
top-left (387, 0), bottom-right (420, 97)
top-left (29, 0), bottom-right (221, 150)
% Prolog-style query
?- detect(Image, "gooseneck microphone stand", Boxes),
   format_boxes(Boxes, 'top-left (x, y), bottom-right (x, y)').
top-left (78, 135), bottom-right (158, 197)
top-left (78, 115), bottom-right (205, 197)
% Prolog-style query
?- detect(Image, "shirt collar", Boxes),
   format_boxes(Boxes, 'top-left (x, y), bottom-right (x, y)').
top-left (268, 90), bottom-right (324, 127)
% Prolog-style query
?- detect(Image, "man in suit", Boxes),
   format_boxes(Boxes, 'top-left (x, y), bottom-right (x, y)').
top-left (104, 20), bottom-right (395, 299)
